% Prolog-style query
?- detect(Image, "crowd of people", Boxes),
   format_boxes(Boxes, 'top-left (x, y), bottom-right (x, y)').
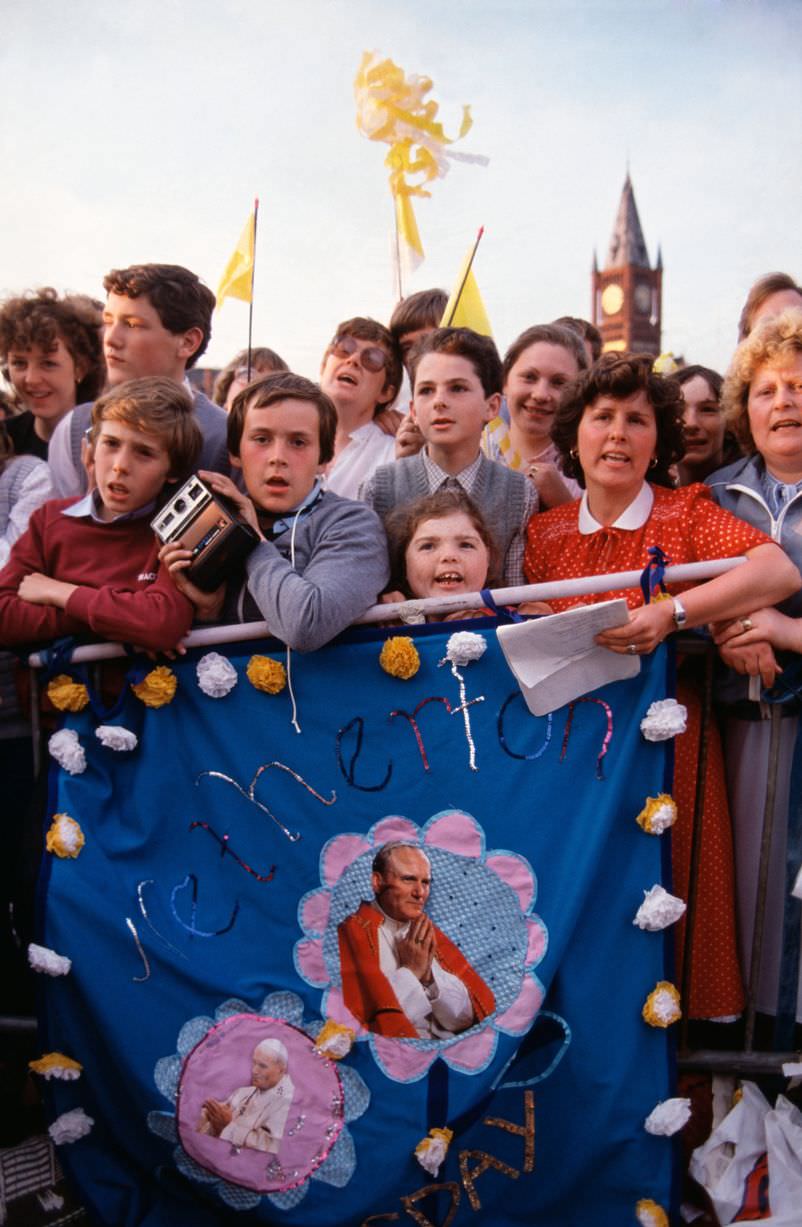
top-left (1, 262), bottom-right (802, 1164)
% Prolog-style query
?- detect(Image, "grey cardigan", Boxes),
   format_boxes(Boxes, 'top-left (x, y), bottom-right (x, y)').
top-left (224, 490), bottom-right (389, 651)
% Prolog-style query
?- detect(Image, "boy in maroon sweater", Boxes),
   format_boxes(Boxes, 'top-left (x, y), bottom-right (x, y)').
top-left (0, 376), bottom-right (201, 652)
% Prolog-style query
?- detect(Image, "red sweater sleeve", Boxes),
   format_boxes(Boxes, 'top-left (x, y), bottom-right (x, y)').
top-left (64, 540), bottom-right (194, 652)
top-left (0, 508), bottom-right (86, 647)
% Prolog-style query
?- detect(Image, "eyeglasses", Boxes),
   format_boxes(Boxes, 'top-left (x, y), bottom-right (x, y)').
top-left (330, 334), bottom-right (390, 374)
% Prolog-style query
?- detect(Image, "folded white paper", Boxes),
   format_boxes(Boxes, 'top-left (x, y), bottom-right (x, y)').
top-left (497, 599), bottom-right (639, 716)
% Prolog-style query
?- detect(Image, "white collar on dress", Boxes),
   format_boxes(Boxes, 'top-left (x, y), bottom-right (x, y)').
top-left (578, 481), bottom-right (654, 535)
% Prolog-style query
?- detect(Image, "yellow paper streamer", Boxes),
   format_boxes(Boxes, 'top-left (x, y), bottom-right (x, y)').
top-left (354, 51), bottom-right (483, 267)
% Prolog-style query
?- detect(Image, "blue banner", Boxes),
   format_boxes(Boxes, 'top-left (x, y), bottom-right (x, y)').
top-left (38, 622), bottom-right (677, 1226)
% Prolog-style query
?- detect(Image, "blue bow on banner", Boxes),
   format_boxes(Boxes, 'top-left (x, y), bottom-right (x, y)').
top-left (38, 622), bottom-right (678, 1226)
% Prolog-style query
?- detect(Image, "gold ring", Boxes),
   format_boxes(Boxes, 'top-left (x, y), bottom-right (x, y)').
top-left (740, 618), bottom-right (753, 632)
top-left (627, 644), bottom-right (637, 655)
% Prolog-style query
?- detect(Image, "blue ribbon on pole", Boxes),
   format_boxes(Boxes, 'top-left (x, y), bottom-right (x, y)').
top-left (639, 545), bottom-right (671, 605)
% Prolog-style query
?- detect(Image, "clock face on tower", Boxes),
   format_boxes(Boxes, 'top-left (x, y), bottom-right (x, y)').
top-left (634, 283), bottom-right (652, 315)
top-left (601, 283), bottom-right (624, 316)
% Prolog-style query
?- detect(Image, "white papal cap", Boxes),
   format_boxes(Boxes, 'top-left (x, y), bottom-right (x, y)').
top-left (253, 1037), bottom-right (288, 1066)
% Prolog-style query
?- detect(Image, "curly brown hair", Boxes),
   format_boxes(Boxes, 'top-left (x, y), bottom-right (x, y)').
top-left (551, 352), bottom-right (685, 489)
top-left (385, 487), bottom-right (500, 596)
top-left (722, 308), bottom-right (802, 453)
top-left (0, 288), bottom-right (105, 402)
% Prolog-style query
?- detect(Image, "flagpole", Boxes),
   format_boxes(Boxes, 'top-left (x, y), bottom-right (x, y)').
top-left (445, 225), bottom-right (484, 325)
top-left (393, 195), bottom-right (403, 303)
top-left (246, 197), bottom-right (259, 380)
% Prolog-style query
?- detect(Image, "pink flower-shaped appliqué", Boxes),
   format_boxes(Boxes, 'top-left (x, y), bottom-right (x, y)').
top-left (295, 811), bottom-right (547, 1083)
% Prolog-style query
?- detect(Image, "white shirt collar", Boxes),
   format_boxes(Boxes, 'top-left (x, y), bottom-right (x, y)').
top-left (372, 900), bottom-right (409, 937)
top-left (421, 448), bottom-right (483, 492)
top-left (62, 489), bottom-right (157, 524)
top-left (578, 482), bottom-right (654, 534)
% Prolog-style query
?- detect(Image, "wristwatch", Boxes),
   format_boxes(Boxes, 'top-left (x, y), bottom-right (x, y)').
top-left (671, 596), bottom-right (687, 629)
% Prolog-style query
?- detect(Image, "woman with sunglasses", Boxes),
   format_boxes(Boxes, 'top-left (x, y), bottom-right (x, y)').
top-left (319, 317), bottom-right (401, 499)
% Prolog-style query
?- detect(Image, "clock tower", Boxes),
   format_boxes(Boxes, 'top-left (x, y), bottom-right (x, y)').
top-left (592, 174), bottom-right (662, 355)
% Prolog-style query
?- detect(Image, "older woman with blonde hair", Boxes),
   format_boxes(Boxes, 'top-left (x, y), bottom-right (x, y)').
top-left (708, 308), bottom-right (802, 1035)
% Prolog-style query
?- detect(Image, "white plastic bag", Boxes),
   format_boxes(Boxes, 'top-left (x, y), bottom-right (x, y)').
top-left (689, 1081), bottom-right (802, 1225)
top-left (764, 1095), bottom-right (802, 1220)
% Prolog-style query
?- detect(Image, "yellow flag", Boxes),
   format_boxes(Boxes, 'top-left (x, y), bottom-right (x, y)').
top-left (441, 244), bottom-right (492, 336)
top-left (216, 209), bottom-right (255, 308)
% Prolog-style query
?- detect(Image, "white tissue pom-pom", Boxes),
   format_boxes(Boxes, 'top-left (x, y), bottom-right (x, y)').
top-left (319, 1032), bottom-right (352, 1058)
top-left (49, 1108), bottom-right (94, 1145)
top-left (633, 885), bottom-right (687, 931)
top-left (196, 652), bottom-right (238, 698)
top-left (28, 943), bottom-right (72, 977)
top-left (414, 1128), bottom-right (453, 1177)
top-left (95, 725), bottom-right (138, 752)
top-left (313, 1023), bottom-right (355, 1059)
top-left (640, 698), bottom-right (687, 742)
top-left (644, 1098), bottom-right (692, 1136)
top-left (37, 1191), bottom-right (64, 1212)
top-left (416, 1136), bottom-right (448, 1176)
top-left (48, 730), bottom-right (86, 775)
top-left (445, 631), bottom-right (487, 666)
top-left (33, 1065), bottom-right (81, 1082)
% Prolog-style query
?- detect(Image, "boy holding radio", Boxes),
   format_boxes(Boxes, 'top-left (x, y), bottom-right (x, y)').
top-left (161, 371), bottom-right (389, 650)
top-left (0, 377), bottom-right (201, 651)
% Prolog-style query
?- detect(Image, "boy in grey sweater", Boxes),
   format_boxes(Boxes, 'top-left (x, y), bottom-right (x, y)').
top-left (360, 328), bottom-right (535, 585)
top-left (161, 372), bottom-right (388, 650)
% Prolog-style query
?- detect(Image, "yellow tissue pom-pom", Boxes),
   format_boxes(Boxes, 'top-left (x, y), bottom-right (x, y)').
top-left (131, 666), bottom-right (177, 708)
top-left (414, 1126), bottom-right (454, 1176)
top-left (652, 353), bottom-right (679, 377)
top-left (313, 1020), bottom-right (356, 1060)
top-left (642, 981), bottom-right (681, 1028)
top-left (47, 675), bottom-right (89, 712)
top-left (246, 655), bottom-right (287, 694)
top-left (636, 794), bottom-right (678, 835)
top-left (29, 1052), bottom-right (83, 1080)
top-left (380, 636), bottom-right (420, 679)
top-left (45, 814), bottom-right (85, 859)
top-left (635, 1198), bottom-right (669, 1227)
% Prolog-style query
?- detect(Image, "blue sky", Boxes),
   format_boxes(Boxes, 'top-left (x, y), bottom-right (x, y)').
top-left (1, 0), bottom-right (800, 377)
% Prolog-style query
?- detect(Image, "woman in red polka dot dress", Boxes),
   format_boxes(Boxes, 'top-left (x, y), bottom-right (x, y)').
top-left (524, 353), bottom-right (800, 1018)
